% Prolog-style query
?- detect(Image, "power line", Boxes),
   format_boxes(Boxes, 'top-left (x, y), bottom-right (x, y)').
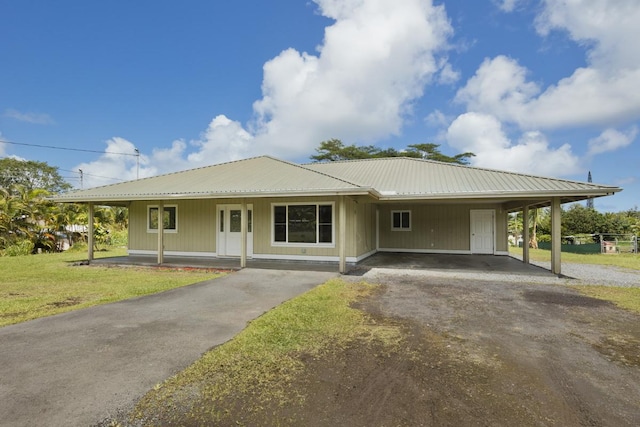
top-left (58, 168), bottom-right (125, 182)
top-left (0, 139), bottom-right (139, 157)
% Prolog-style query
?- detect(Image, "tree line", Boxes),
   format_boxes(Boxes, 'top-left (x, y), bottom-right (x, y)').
top-left (509, 204), bottom-right (640, 247)
top-left (2, 140), bottom-right (636, 255)
top-left (0, 158), bottom-right (127, 256)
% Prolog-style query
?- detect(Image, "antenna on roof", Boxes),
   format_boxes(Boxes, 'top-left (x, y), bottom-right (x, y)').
top-left (587, 171), bottom-right (594, 209)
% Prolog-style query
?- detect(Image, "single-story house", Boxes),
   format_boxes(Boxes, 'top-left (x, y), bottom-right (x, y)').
top-left (52, 156), bottom-right (621, 274)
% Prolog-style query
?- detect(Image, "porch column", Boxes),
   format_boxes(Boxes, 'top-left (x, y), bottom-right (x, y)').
top-left (157, 202), bottom-right (164, 265)
top-left (375, 204), bottom-right (380, 251)
top-left (240, 199), bottom-right (247, 268)
top-left (87, 203), bottom-right (94, 262)
top-left (550, 197), bottom-right (561, 275)
top-left (522, 205), bottom-right (530, 265)
top-left (339, 195), bottom-right (347, 274)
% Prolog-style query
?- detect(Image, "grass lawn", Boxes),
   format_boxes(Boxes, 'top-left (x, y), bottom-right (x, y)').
top-left (509, 246), bottom-right (640, 270)
top-left (509, 247), bottom-right (640, 314)
top-left (0, 248), bottom-right (224, 327)
top-left (572, 285), bottom-right (640, 314)
top-left (131, 278), bottom-right (401, 425)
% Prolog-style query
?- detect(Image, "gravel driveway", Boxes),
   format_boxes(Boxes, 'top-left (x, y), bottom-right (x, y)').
top-left (355, 265), bottom-right (640, 426)
top-left (506, 255), bottom-right (640, 287)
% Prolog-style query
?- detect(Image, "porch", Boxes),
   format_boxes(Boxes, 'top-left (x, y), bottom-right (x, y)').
top-left (89, 252), bottom-right (556, 277)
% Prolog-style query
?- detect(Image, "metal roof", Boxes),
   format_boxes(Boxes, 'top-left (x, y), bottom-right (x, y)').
top-left (52, 155), bottom-right (621, 207)
top-left (52, 156), bottom-right (369, 203)
top-left (305, 157), bottom-right (620, 203)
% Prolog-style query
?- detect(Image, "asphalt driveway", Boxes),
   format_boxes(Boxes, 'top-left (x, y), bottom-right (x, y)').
top-left (0, 268), bottom-right (335, 427)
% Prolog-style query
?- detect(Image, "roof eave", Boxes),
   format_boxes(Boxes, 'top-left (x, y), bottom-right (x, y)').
top-left (376, 188), bottom-right (621, 202)
top-left (50, 188), bottom-right (374, 204)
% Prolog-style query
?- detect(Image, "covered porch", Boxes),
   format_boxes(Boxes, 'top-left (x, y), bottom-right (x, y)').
top-left (89, 252), bottom-right (557, 277)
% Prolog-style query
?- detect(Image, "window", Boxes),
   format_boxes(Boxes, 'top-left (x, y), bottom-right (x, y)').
top-left (148, 205), bottom-right (177, 232)
top-left (391, 210), bottom-right (411, 231)
top-left (272, 203), bottom-right (334, 245)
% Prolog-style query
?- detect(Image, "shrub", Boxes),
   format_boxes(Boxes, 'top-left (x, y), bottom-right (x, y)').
top-left (3, 240), bottom-right (35, 257)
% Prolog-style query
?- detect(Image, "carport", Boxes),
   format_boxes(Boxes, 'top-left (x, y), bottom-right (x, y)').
top-left (90, 252), bottom-right (554, 277)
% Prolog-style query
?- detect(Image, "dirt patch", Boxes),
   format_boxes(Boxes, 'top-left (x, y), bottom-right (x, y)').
top-left (47, 296), bottom-right (82, 308)
top-left (523, 289), bottom-right (612, 307)
top-left (114, 275), bottom-right (640, 426)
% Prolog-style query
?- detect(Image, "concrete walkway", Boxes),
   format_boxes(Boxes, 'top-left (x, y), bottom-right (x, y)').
top-left (0, 269), bottom-right (336, 427)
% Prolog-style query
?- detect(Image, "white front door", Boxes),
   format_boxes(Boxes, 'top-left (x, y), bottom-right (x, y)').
top-left (218, 205), bottom-right (253, 257)
top-left (470, 210), bottom-right (495, 254)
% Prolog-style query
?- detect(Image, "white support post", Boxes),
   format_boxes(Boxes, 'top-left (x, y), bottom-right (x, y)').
top-left (522, 205), bottom-right (530, 265)
top-left (339, 196), bottom-right (347, 274)
top-left (157, 202), bottom-right (164, 265)
top-left (241, 199), bottom-right (247, 269)
top-left (375, 204), bottom-right (380, 251)
top-left (87, 203), bottom-right (94, 262)
top-left (551, 197), bottom-right (561, 275)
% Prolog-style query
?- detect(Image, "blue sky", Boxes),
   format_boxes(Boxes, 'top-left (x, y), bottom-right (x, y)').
top-left (1, 0), bottom-right (638, 212)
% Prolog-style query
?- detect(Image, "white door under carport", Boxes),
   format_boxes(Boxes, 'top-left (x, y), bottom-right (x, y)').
top-left (470, 209), bottom-right (495, 254)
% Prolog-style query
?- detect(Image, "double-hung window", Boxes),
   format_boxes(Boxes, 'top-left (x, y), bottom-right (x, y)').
top-left (148, 205), bottom-right (177, 232)
top-left (273, 203), bottom-right (334, 245)
top-left (391, 210), bottom-right (411, 231)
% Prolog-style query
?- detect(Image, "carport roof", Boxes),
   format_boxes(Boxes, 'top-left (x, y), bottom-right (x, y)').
top-left (305, 157), bottom-right (621, 208)
top-left (51, 155), bottom-right (621, 207)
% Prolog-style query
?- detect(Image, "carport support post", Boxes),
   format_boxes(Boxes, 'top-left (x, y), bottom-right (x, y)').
top-left (240, 199), bottom-right (247, 268)
top-left (157, 202), bottom-right (164, 265)
top-left (87, 203), bottom-right (94, 262)
top-left (339, 195), bottom-right (347, 274)
top-left (551, 197), bottom-right (561, 275)
top-left (522, 205), bottom-right (530, 265)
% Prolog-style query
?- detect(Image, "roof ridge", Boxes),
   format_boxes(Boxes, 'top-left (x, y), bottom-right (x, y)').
top-left (307, 156), bottom-right (617, 189)
top-left (65, 155), bottom-right (272, 193)
top-left (276, 157), bottom-right (367, 188)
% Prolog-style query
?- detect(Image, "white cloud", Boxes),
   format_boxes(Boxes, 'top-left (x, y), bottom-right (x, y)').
top-left (456, 0), bottom-right (640, 131)
top-left (73, 0), bottom-right (456, 185)
top-left (4, 109), bottom-right (55, 125)
top-left (249, 0), bottom-right (454, 158)
top-left (74, 137), bottom-right (152, 188)
top-left (424, 109), bottom-right (449, 127)
top-left (437, 62), bottom-right (460, 85)
top-left (446, 112), bottom-right (581, 176)
top-left (187, 115), bottom-right (254, 164)
top-left (587, 126), bottom-right (637, 156)
top-left (454, 56), bottom-right (539, 124)
top-left (494, 0), bottom-right (521, 13)
top-left (535, 0), bottom-right (640, 70)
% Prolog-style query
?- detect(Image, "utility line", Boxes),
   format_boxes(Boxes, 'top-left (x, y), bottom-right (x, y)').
top-left (0, 139), bottom-right (139, 157)
top-left (58, 168), bottom-right (125, 182)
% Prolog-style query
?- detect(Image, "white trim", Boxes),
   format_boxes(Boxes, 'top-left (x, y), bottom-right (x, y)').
top-left (147, 204), bottom-right (178, 233)
top-left (390, 210), bottom-right (412, 231)
top-left (217, 204), bottom-right (253, 257)
top-left (378, 248), bottom-right (472, 255)
top-left (128, 249), bottom-right (217, 258)
top-left (495, 251), bottom-right (510, 256)
top-left (375, 206), bottom-right (380, 251)
top-left (252, 253), bottom-right (359, 263)
top-left (355, 249), bottom-right (377, 262)
top-left (271, 202), bottom-right (336, 247)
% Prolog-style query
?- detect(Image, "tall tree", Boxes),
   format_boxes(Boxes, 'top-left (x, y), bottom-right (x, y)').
top-left (310, 139), bottom-right (475, 165)
top-left (406, 143), bottom-right (475, 165)
top-left (0, 158), bottom-right (71, 195)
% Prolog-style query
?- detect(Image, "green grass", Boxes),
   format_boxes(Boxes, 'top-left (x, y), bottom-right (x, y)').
top-left (571, 286), bottom-right (640, 314)
top-left (132, 278), bottom-right (401, 425)
top-left (509, 246), bottom-right (640, 270)
top-left (0, 249), bottom-right (224, 327)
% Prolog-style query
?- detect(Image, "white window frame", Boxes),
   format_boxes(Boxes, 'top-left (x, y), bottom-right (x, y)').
top-left (391, 210), bottom-right (411, 231)
top-left (271, 202), bottom-right (335, 247)
top-left (147, 205), bottom-right (178, 233)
